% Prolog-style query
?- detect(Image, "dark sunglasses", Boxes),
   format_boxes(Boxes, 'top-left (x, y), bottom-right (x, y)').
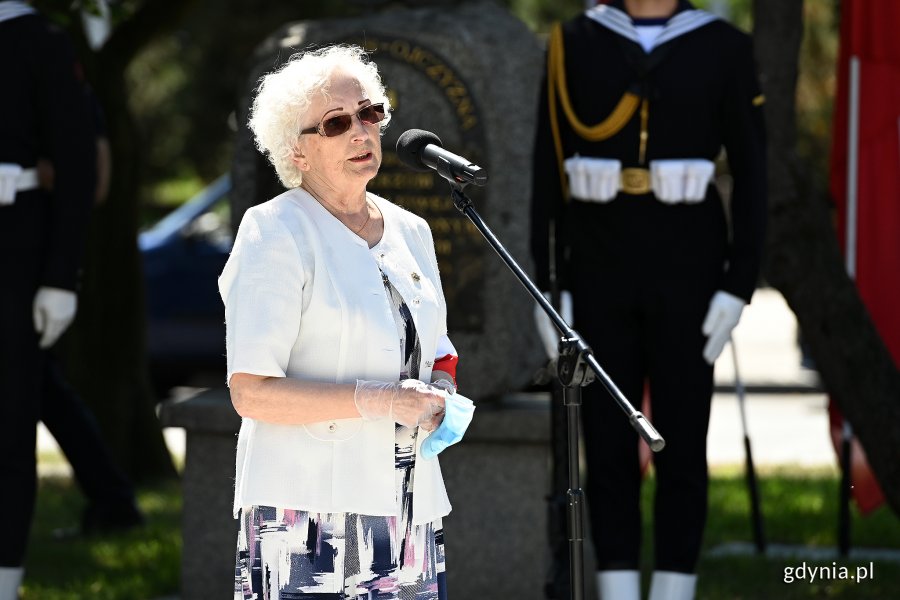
top-left (300, 103), bottom-right (389, 137)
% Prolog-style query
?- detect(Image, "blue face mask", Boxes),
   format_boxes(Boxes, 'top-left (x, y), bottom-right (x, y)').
top-left (420, 393), bottom-right (475, 460)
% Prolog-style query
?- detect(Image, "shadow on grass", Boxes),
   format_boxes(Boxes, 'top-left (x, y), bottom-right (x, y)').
top-left (22, 477), bottom-right (181, 600)
top-left (641, 467), bottom-right (900, 599)
top-left (20, 467), bottom-right (900, 599)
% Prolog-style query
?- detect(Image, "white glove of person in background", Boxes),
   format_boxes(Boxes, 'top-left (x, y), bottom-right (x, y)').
top-left (533, 290), bottom-right (573, 360)
top-left (32, 286), bottom-right (78, 349)
top-left (701, 290), bottom-right (746, 364)
top-left (354, 379), bottom-right (447, 430)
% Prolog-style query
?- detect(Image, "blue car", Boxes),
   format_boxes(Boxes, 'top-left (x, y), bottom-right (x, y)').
top-left (139, 174), bottom-right (232, 392)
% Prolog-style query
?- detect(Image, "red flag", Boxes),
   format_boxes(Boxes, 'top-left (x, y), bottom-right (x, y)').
top-left (829, 0), bottom-right (900, 514)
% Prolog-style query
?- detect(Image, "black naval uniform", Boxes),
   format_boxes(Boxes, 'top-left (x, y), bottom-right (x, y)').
top-left (0, 7), bottom-right (96, 566)
top-left (530, 0), bottom-right (766, 574)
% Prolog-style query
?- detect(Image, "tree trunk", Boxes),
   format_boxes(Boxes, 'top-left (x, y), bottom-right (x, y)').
top-left (61, 0), bottom-right (202, 482)
top-left (753, 0), bottom-right (900, 515)
top-left (65, 70), bottom-right (177, 483)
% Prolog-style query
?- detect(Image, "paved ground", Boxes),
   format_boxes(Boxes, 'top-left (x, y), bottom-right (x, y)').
top-left (36, 287), bottom-right (837, 474)
top-left (707, 287), bottom-right (833, 469)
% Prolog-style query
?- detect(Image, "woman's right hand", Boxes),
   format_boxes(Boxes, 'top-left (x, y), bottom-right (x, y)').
top-left (354, 379), bottom-right (447, 430)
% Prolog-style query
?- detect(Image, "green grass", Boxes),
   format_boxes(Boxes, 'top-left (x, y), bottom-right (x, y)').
top-left (19, 467), bottom-right (899, 599)
top-left (647, 466), bottom-right (900, 599)
top-left (21, 477), bottom-right (182, 600)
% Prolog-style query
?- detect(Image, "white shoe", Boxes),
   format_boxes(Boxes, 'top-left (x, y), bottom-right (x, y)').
top-left (596, 569), bottom-right (640, 600)
top-left (0, 567), bottom-right (23, 600)
top-left (648, 571), bottom-right (697, 600)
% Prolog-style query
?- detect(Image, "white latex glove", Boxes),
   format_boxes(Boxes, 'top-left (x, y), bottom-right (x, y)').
top-left (701, 290), bottom-right (746, 365)
top-left (32, 286), bottom-right (78, 349)
top-left (533, 290), bottom-right (573, 359)
top-left (429, 377), bottom-right (457, 396)
top-left (354, 379), bottom-right (447, 430)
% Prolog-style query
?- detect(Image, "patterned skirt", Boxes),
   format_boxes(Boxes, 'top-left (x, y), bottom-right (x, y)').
top-left (234, 426), bottom-right (447, 599)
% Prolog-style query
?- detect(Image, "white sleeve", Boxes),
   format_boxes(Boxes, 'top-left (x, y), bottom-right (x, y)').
top-left (420, 219), bottom-right (449, 339)
top-left (218, 208), bottom-right (305, 385)
top-left (435, 334), bottom-right (457, 359)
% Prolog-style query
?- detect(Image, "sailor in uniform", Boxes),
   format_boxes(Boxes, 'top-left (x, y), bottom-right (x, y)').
top-left (530, 1), bottom-right (767, 598)
top-left (0, 2), bottom-right (96, 596)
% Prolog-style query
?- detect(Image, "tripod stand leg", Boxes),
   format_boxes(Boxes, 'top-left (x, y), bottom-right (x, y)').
top-left (564, 386), bottom-right (585, 600)
top-left (546, 382), bottom-right (571, 600)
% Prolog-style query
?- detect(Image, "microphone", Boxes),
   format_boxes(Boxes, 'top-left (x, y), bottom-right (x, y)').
top-left (396, 129), bottom-right (488, 186)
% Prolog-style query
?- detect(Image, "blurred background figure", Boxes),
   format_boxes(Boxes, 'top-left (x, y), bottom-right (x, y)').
top-left (38, 85), bottom-right (143, 538)
top-left (0, 1), bottom-right (99, 597)
top-left (42, 350), bottom-right (144, 537)
top-left (531, 1), bottom-right (767, 598)
top-left (40, 87), bottom-right (142, 539)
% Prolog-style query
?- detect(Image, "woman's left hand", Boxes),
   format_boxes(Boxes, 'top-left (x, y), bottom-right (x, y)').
top-left (393, 379), bottom-right (447, 431)
top-left (354, 379), bottom-right (447, 430)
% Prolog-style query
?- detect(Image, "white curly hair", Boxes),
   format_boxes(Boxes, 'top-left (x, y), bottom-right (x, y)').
top-left (249, 44), bottom-right (391, 188)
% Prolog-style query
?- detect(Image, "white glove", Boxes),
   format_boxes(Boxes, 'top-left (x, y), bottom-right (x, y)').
top-left (533, 290), bottom-right (573, 359)
top-left (354, 379), bottom-right (447, 430)
top-left (701, 290), bottom-right (746, 365)
top-left (429, 377), bottom-right (457, 396)
top-left (32, 287), bottom-right (78, 349)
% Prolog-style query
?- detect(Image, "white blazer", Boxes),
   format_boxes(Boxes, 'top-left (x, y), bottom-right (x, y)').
top-left (218, 188), bottom-right (452, 524)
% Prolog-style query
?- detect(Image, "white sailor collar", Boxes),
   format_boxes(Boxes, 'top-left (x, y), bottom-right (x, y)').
top-left (585, 3), bottom-right (719, 53)
top-left (0, 1), bottom-right (36, 24)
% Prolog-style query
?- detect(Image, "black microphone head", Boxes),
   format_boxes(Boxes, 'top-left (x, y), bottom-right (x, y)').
top-left (396, 129), bottom-right (442, 172)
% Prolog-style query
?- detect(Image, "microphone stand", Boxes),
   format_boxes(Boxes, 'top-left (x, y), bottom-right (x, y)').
top-left (446, 181), bottom-right (665, 600)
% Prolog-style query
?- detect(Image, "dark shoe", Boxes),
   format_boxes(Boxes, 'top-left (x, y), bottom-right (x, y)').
top-left (81, 502), bottom-right (145, 535)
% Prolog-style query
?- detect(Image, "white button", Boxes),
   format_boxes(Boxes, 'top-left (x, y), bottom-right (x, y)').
top-left (412, 297), bottom-right (421, 305)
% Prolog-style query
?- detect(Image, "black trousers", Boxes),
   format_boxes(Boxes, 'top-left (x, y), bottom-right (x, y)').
top-left (567, 197), bottom-right (725, 574)
top-left (0, 258), bottom-right (43, 567)
top-left (41, 353), bottom-right (137, 516)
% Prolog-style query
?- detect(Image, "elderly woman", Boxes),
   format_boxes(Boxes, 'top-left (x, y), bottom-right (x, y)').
top-left (220, 45), bottom-right (462, 599)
